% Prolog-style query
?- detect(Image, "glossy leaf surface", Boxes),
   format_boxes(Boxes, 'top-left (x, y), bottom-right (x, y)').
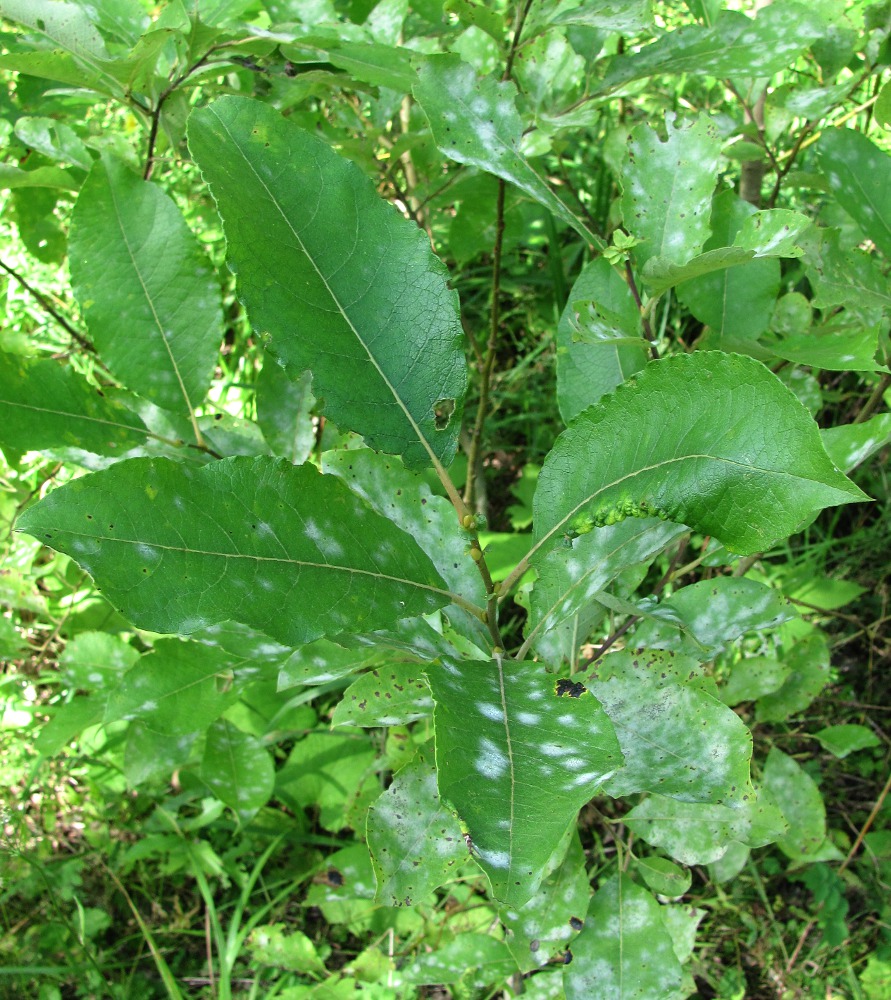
top-left (532, 352), bottom-right (866, 559)
top-left (428, 658), bottom-right (622, 907)
top-left (188, 96), bottom-right (466, 468)
top-left (17, 457), bottom-right (453, 645)
top-left (69, 156), bottom-right (222, 420)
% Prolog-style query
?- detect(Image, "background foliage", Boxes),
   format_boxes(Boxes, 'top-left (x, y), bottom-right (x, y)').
top-left (1, 1), bottom-right (890, 998)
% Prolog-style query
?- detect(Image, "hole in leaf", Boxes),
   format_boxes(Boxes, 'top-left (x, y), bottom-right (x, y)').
top-left (433, 398), bottom-right (455, 430)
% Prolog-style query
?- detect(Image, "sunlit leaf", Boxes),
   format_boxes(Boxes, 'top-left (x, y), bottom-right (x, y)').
top-left (17, 457), bottom-right (456, 645)
top-left (188, 96), bottom-right (466, 469)
top-left (333, 664), bottom-right (433, 727)
top-left (428, 658), bottom-right (622, 907)
top-left (532, 352), bottom-right (867, 560)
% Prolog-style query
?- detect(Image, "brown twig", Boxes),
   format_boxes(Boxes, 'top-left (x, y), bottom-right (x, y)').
top-left (0, 257), bottom-right (94, 353)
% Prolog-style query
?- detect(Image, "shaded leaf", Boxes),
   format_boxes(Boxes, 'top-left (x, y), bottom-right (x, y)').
top-left (822, 414), bottom-right (891, 473)
top-left (0, 351), bottom-right (151, 462)
top-left (555, 258), bottom-right (649, 424)
top-left (767, 323), bottom-right (884, 373)
top-left (255, 362), bottom-right (315, 465)
top-left (719, 656), bottom-right (790, 706)
top-left (14, 115), bottom-right (92, 170)
top-left (532, 352), bottom-right (866, 560)
top-left (818, 128), bottom-right (891, 258)
top-left (428, 658), bottom-right (622, 907)
top-left (756, 630), bottom-right (830, 723)
top-left (762, 748), bottom-right (835, 861)
top-left (333, 664), bottom-right (433, 727)
top-left (634, 856), bottom-right (692, 898)
top-left (17, 457), bottom-right (455, 645)
top-left (200, 719), bottom-right (275, 819)
top-left (366, 749), bottom-right (468, 906)
top-left (188, 95), bottom-right (466, 469)
top-left (414, 54), bottom-right (599, 245)
top-left (400, 932), bottom-right (518, 988)
top-left (566, 873), bottom-right (685, 1000)
top-left (69, 155), bottom-right (223, 422)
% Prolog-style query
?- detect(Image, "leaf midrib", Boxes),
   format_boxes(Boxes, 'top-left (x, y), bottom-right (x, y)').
top-left (206, 104), bottom-right (438, 467)
top-left (42, 528), bottom-right (467, 607)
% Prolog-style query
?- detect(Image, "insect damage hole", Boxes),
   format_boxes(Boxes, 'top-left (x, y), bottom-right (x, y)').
top-left (433, 398), bottom-right (456, 430)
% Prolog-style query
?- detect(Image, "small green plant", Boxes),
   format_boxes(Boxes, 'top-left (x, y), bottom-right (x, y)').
top-left (2, 1), bottom-right (890, 996)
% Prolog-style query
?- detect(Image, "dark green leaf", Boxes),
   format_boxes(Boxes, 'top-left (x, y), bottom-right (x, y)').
top-left (17, 457), bottom-right (456, 645)
top-left (200, 719), bottom-right (275, 819)
top-left (428, 658), bottom-right (622, 907)
top-left (0, 351), bottom-right (151, 461)
top-left (255, 362), bottom-right (315, 465)
top-left (188, 96), bottom-right (466, 469)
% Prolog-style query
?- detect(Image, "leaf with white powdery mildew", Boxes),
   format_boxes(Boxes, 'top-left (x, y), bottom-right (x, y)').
top-left (566, 873), bottom-right (686, 1000)
top-left (187, 96), bottom-right (466, 469)
top-left (414, 54), bottom-right (599, 246)
top-left (69, 155), bottom-right (223, 422)
top-left (366, 749), bottom-right (469, 906)
top-left (531, 352), bottom-right (867, 563)
top-left (200, 719), bottom-right (275, 820)
top-left (17, 457), bottom-right (456, 645)
top-left (427, 658), bottom-right (622, 908)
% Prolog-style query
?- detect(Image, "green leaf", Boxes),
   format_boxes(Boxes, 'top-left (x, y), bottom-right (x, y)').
top-left (14, 115), bottom-right (92, 170)
top-left (630, 578), bottom-right (796, 660)
top-left (0, 163), bottom-right (80, 190)
top-left (187, 95), bottom-right (466, 469)
top-left (413, 54), bottom-right (600, 246)
top-left (327, 41), bottom-right (417, 91)
top-left (762, 748), bottom-right (834, 861)
top-left (0, 351), bottom-right (151, 461)
top-left (587, 650), bottom-right (754, 805)
top-left (255, 362), bottom-right (316, 465)
top-left (634, 856), bottom-right (692, 897)
top-left (277, 640), bottom-right (378, 690)
top-left (69, 155), bottom-right (223, 422)
top-left (822, 414), bottom-right (891, 473)
top-left (767, 323), bottom-right (885, 373)
top-left (17, 457), bottom-right (457, 645)
top-left (399, 932), bottom-right (518, 988)
top-left (719, 655), bottom-right (790, 706)
top-left (500, 833), bottom-right (590, 971)
top-left (35, 697), bottom-right (104, 756)
top-left (877, 80), bottom-right (891, 128)
top-left (601, 5), bottom-right (823, 90)
top-left (199, 719), bottom-right (275, 820)
top-left (556, 258), bottom-right (648, 424)
top-left (0, 0), bottom-right (109, 59)
top-left (105, 639), bottom-right (240, 736)
top-left (59, 631), bottom-right (140, 692)
top-left (804, 228), bottom-right (891, 326)
top-left (813, 724), bottom-right (880, 759)
top-left (247, 924), bottom-right (326, 975)
top-left (526, 518), bottom-right (685, 654)
top-left (621, 114), bottom-right (723, 273)
top-left (11, 188), bottom-right (67, 264)
top-left (530, 0), bottom-right (652, 33)
top-left (756, 630), bottom-right (830, 723)
top-left (624, 792), bottom-right (787, 865)
top-left (333, 664), bottom-right (433, 727)
top-left (818, 129), bottom-right (891, 258)
top-left (673, 192), bottom-right (782, 338)
top-left (532, 352), bottom-right (867, 560)
top-left (366, 749), bottom-right (469, 906)
top-left (427, 658), bottom-right (622, 907)
top-left (566, 873), bottom-right (686, 1000)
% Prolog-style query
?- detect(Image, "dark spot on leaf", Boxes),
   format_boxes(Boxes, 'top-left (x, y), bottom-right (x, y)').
top-left (530, 939), bottom-right (540, 952)
top-left (569, 916), bottom-right (583, 931)
top-left (325, 867), bottom-right (344, 886)
top-left (563, 949), bottom-right (573, 965)
top-left (556, 679), bottom-right (585, 698)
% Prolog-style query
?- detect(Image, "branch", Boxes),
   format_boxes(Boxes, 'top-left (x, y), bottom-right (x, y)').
top-left (0, 257), bottom-right (95, 353)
